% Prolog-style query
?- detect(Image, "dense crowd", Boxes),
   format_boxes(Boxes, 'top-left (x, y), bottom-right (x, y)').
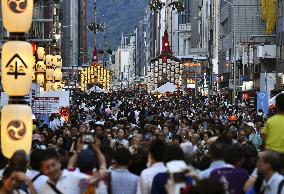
top-left (0, 89), bottom-right (284, 194)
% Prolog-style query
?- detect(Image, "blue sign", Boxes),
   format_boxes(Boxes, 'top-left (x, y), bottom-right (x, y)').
top-left (257, 92), bottom-right (269, 115)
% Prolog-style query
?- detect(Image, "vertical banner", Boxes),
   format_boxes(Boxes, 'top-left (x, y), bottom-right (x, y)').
top-left (257, 92), bottom-right (269, 115)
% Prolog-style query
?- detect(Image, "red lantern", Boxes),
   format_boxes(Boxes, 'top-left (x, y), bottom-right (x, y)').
top-left (243, 93), bottom-right (249, 101)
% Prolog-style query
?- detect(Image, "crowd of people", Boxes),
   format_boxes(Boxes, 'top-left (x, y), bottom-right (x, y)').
top-left (0, 89), bottom-right (284, 194)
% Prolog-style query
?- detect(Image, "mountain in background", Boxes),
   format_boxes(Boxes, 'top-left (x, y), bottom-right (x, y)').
top-left (87, 0), bottom-right (147, 51)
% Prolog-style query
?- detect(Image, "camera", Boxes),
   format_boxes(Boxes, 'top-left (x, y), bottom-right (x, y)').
top-left (82, 132), bottom-right (94, 149)
top-left (166, 161), bottom-right (192, 194)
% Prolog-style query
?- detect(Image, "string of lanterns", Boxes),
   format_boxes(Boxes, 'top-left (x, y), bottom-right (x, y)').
top-left (1, 0), bottom-right (34, 158)
top-left (34, 47), bottom-right (63, 92)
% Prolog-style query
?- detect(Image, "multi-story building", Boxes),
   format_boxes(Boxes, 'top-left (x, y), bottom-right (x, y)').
top-left (61, 0), bottom-right (88, 82)
top-left (276, 0), bottom-right (284, 89)
top-left (218, 0), bottom-right (275, 95)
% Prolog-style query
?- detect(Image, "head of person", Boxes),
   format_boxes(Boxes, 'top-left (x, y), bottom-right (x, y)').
top-left (117, 128), bottom-right (125, 140)
top-left (40, 149), bottom-right (61, 182)
top-left (237, 129), bottom-right (247, 143)
top-left (224, 144), bottom-right (244, 167)
top-left (163, 144), bottom-right (185, 163)
top-left (30, 149), bottom-right (44, 171)
top-left (276, 93), bottom-right (284, 113)
top-left (79, 124), bottom-right (88, 135)
top-left (209, 141), bottom-right (225, 161)
top-left (77, 148), bottom-right (97, 174)
top-left (70, 126), bottom-right (78, 137)
top-left (256, 151), bottom-right (281, 176)
top-left (114, 148), bottom-right (132, 168)
top-left (0, 167), bottom-right (21, 193)
top-left (149, 139), bottom-right (166, 165)
top-left (9, 150), bottom-right (29, 173)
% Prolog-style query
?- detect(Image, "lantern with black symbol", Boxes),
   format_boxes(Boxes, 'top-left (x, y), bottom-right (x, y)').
top-left (53, 69), bottom-right (62, 82)
top-left (37, 47), bottom-right (45, 60)
top-left (1, 0), bottom-right (34, 33)
top-left (46, 82), bottom-right (53, 91)
top-left (37, 73), bottom-right (45, 87)
top-left (1, 104), bottom-right (32, 158)
top-left (45, 55), bottom-right (54, 68)
top-left (2, 41), bottom-right (33, 96)
top-left (54, 55), bottom-right (62, 69)
top-left (35, 61), bottom-right (46, 73)
top-left (46, 69), bottom-right (54, 81)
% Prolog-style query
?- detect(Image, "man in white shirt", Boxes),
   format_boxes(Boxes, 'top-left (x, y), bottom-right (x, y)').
top-left (39, 149), bottom-right (91, 194)
top-left (199, 141), bottom-right (226, 179)
top-left (257, 151), bottom-right (284, 194)
top-left (137, 140), bottom-right (167, 194)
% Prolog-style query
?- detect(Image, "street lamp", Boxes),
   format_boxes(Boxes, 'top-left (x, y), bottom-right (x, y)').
top-left (223, 0), bottom-right (237, 104)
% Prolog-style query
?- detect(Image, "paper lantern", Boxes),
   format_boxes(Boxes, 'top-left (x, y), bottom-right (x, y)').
top-left (46, 81), bottom-right (53, 91)
top-left (1, 0), bottom-right (33, 33)
top-left (37, 47), bottom-right (45, 60)
top-left (45, 55), bottom-right (54, 68)
top-left (35, 61), bottom-right (46, 73)
top-left (1, 104), bottom-right (32, 158)
top-left (37, 73), bottom-right (45, 87)
top-left (53, 69), bottom-right (62, 81)
top-left (46, 69), bottom-right (54, 81)
top-left (2, 41), bottom-right (33, 96)
top-left (54, 55), bottom-right (62, 69)
top-left (40, 87), bottom-right (45, 92)
top-left (52, 82), bottom-right (62, 91)
top-left (32, 70), bottom-right (35, 81)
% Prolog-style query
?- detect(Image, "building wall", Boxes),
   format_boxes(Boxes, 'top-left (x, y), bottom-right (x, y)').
top-left (277, 0), bottom-right (284, 73)
top-left (218, 0), bottom-right (267, 75)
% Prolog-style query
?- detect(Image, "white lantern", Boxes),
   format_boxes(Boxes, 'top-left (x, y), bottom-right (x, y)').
top-left (32, 70), bottom-right (35, 81)
top-left (46, 82), bottom-right (53, 91)
top-left (46, 69), bottom-right (54, 81)
top-left (1, 0), bottom-right (34, 33)
top-left (54, 55), bottom-right (62, 69)
top-left (37, 47), bottom-right (45, 60)
top-left (1, 104), bottom-right (32, 158)
top-left (52, 82), bottom-right (63, 91)
top-left (40, 87), bottom-right (45, 92)
top-left (35, 61), bottom-right (46, 73)
top-left (53, 69), bottom-right (62, 81)
top-left (37, 73), bottom-right (45, 87)
top-left (2, 41), bottom-right (33, 96)
top-left (45, 55), bottom-right (54, 68)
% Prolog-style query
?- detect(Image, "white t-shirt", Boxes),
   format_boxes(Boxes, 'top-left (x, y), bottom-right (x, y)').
top-left (26, 170), bottom-right (48, 194)
top-left (40, 169), bottom-right (90, 194)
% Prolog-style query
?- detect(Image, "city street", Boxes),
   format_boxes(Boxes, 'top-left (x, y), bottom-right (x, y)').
top-left (0, 0), bottom-right (284, 194)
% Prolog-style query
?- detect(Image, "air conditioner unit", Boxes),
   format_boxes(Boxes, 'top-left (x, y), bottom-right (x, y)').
top-left (257, 45), bottom-right (276, 59)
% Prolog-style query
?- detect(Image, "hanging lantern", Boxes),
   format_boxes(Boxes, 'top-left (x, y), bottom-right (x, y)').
top-left (45, 55), bottom-right (54, 68)
top-left (37, 47), bottom-right (45, 60)
top-left (1, 104), bottom-right (32, 158)
top-left (54, 55), bottom-right (62, 69)
top-left (53, 69), bottom-right (62, 81)
top-left (2, 41), bottom-right (33, 96)
top-left (37, 73), bottom-right (45, 87)
top-left (1, 0), bottom-right (34, 33)
top-left (46, 69), bottom-right (54, 81)
top-left (32, 70), bottom-right (35, 81)
top-left (40, 87), bottom-right (45, 92)
top-left (46, 81), bottom-right (53, 91)
top-left (52, 82), bottom-right (62, 91)
top-left (35, 61), bottom-right (46, 73)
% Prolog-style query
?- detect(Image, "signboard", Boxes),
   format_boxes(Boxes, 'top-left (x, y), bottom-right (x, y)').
top-left (257, 92), bottom-right (269, 115)
top-left (33, 97), bottom-right (60, 114)
top-left (40, 91), bottom-right (70, 107)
